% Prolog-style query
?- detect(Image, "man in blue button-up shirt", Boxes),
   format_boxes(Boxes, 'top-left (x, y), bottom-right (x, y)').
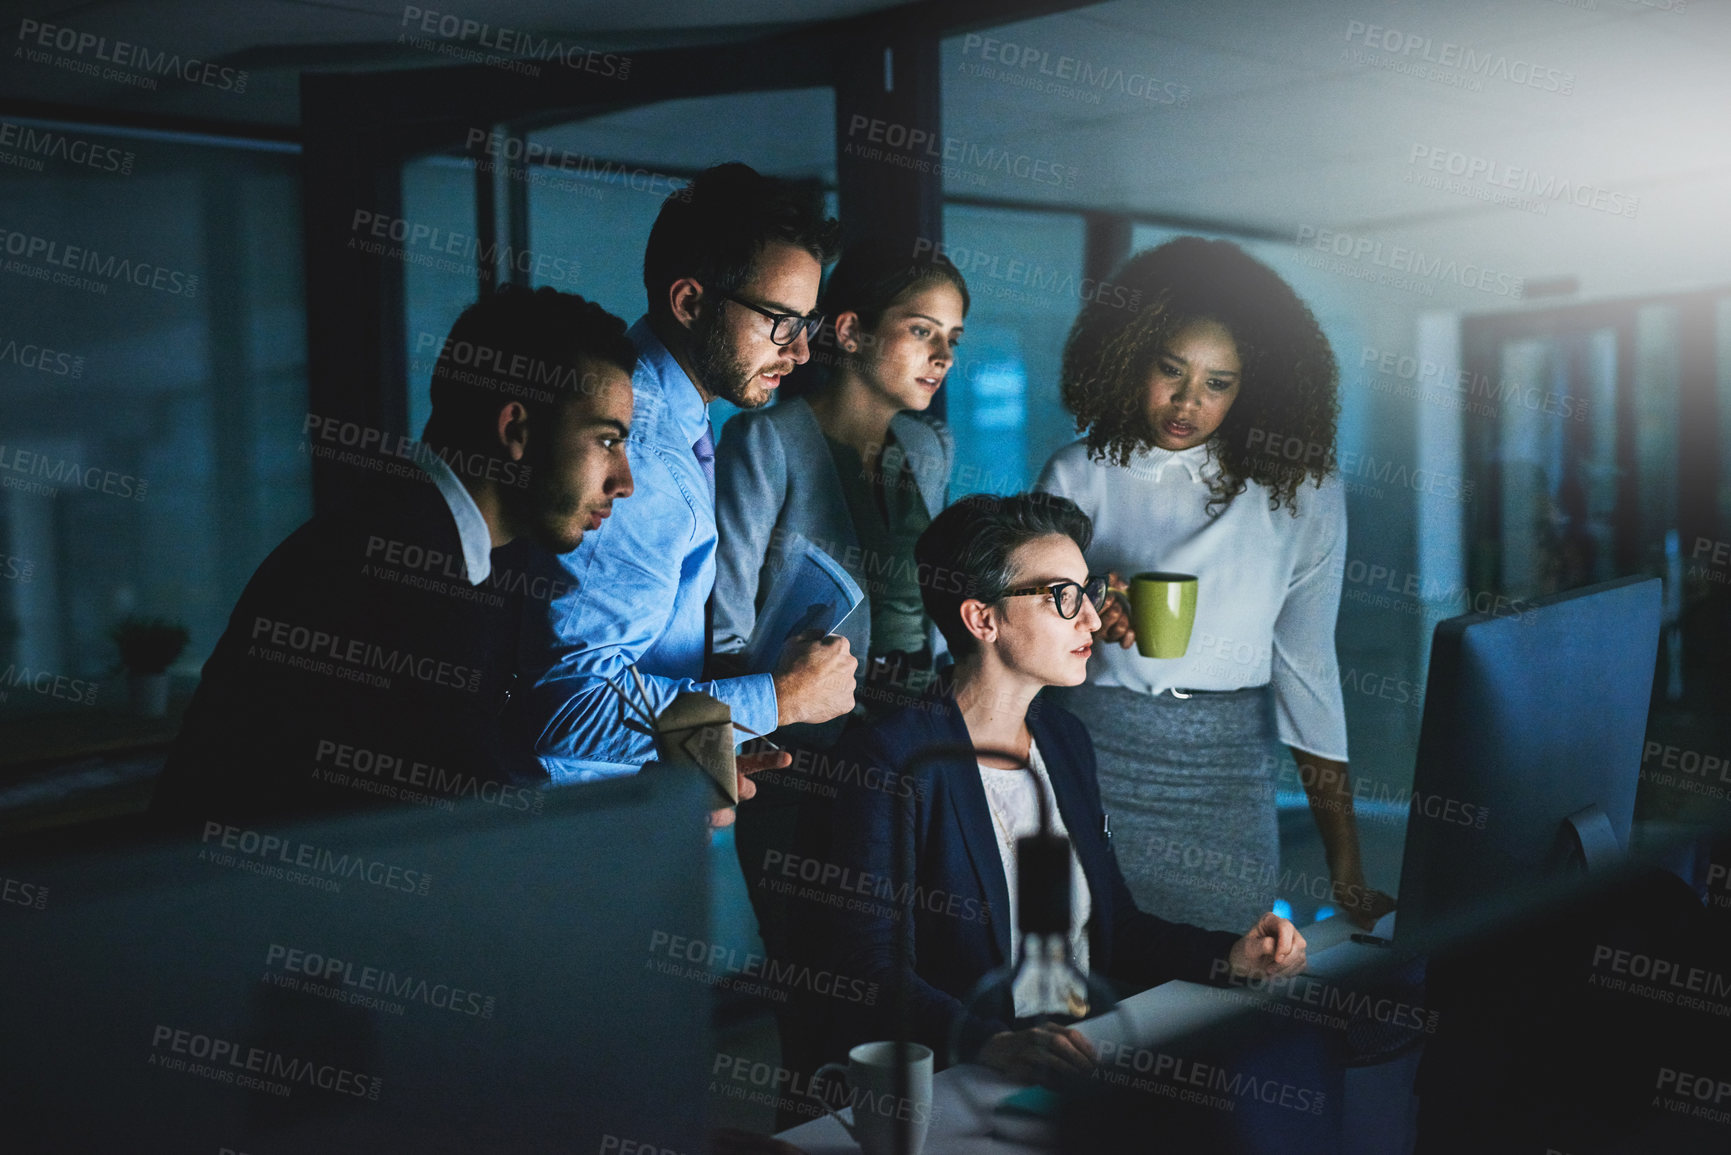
top-left (525, 163), bottom-right (857, 782)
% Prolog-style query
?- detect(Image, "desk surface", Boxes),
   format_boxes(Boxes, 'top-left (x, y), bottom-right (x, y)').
top-left (775, 913), bottom-right (1395, 1152)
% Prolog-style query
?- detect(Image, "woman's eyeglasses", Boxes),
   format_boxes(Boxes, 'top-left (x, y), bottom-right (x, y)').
top-left (999, 575), bottom-right (1110, 620)
top-left (716, 291), bottom-right (824, 347)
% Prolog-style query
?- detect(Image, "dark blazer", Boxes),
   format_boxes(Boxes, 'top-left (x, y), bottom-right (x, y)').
top-left (808, 686), bottom-right (1242, 1064)
top-left (150, 467), bottom-right (543, 825)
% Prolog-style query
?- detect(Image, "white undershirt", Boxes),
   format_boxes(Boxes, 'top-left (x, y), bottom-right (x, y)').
top-left (977, 739), bottom-right (1092, 996)
top-left (1037, 437), bottom-right (1349, 760)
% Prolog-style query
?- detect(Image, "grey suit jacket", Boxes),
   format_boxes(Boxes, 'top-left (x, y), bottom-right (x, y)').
top-left (713, 396), bottom-right (953, 674)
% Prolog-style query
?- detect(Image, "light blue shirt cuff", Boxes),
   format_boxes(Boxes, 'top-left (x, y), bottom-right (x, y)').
top-left (535, 672), bottom-right (778, 788)
top-left (713, 671), bottom-right (778, 743)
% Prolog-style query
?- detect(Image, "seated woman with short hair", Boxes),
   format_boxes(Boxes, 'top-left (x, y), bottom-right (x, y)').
top-left (808, 492), bottom-right (1307, 1081)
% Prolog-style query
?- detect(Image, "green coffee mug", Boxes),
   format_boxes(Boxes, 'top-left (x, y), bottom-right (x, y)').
top-left (1129, 572), bottom-right (1198, 659)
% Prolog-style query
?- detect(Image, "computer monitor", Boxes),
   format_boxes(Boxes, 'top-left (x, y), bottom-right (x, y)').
top-left (1393, 575), bottom-right (1662, 946)
top-left (0, 768), bottom-right (715, 1153)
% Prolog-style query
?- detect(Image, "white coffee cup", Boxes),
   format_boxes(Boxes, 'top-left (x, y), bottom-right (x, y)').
top-left (807, 1041), bottom-right (934, 1155)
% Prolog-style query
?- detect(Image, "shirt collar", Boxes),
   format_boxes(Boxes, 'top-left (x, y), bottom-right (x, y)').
top-left (629, 316), bottom-right (711, 447)
top-left (1127, 440), bottom-right (1215, 484)
top-left (415, 450), bottom-right (493, 585)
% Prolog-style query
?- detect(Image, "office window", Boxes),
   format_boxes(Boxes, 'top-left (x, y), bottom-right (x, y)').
top-left (1632, 305), bottom-right (1681, 569)
top-left (522, 150), bottom-right (667, 323)
top-left (1492, 330), bottom-right (1621, 600)
top-left (402, 156), bottom-right (481, 441)
top-left (0, 134), bottom-right (307, 683)
top-left (942, 205), bottom-right (1084, 495)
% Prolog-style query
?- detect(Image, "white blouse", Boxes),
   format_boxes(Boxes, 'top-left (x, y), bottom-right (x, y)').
top-left (1037, 437), bottom-right (1349, 761)
top-left (977, 740), bottom-right (1092, 1002)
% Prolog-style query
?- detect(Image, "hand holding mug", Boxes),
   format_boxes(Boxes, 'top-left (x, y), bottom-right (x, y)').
top-left (1094, 572), bottom-right (1137, 650)
top-left (1092, 572), bottom-right (1199, 659)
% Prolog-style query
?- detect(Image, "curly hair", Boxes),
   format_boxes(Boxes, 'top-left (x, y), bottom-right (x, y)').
top-left (1059, 237), bottom-right (1339, 516)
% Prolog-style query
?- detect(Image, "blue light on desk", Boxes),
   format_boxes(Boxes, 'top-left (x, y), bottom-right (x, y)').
top-left (1273, 898), bottom-right (1293, 921)
top-left (1314, 904), bottom-right (1336, 921)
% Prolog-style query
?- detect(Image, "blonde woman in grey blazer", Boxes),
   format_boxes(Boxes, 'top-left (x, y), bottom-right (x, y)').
top-left (713, 240), bottom-right (969, 733)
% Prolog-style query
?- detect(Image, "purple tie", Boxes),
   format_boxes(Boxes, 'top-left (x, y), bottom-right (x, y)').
top-left (694, 423), bottom-right (716, 497)
top-left (694, 422), bottom-right (717, 661)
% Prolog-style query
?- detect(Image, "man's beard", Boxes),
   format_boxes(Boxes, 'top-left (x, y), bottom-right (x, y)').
top-left (690, 311), bottom-right (773, 409)
top-left (520, 454), bottom-right (589, 556)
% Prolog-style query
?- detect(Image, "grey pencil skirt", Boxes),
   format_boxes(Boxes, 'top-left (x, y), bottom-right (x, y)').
top-left (1052, 682), bottom-right (1282, 935)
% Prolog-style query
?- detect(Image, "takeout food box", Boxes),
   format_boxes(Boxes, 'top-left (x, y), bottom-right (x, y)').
top-left (654, 690), bottom-right (737, 806)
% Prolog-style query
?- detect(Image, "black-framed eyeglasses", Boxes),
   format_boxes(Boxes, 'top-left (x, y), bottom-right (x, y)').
top-left (716, 291), bottom-right (824, 347)
top-left (1000, 575), bottom-right (1110, 620)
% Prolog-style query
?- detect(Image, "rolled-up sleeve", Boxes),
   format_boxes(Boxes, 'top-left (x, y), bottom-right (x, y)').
top-left (525, 439), bottom-right (777, 783)
top-left (1269, 478), bottom-right (1349, 761)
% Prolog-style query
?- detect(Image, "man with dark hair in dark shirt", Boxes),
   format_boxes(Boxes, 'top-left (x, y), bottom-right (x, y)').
top-left (151, 286), bottom-right (642, 823)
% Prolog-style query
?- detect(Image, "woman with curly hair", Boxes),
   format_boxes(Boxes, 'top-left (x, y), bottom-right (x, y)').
top-left (1036, 236), bottom-right (1393, 934)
